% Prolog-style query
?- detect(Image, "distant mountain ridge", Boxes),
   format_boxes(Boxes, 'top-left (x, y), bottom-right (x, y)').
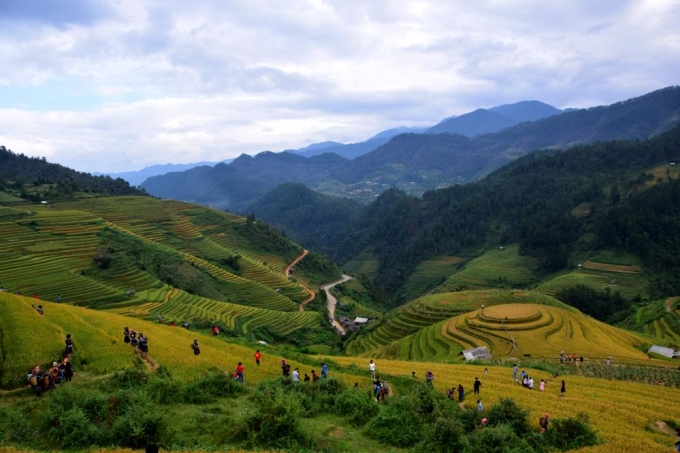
top-left (101, 160), bottom-right (234, 187)
top-left (142, 86), bottom-right (680, 211)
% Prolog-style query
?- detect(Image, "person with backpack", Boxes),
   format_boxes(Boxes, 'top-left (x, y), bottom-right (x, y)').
top-left (303, 373), bottom-right (310, 383)
top-left (138, 333), bottom-right (149, 357)
top-left (191, 339), bottom-right (200, 356)
top-left (321, 363), bottom-right (328, 380)
top-left (311, 369), bottom-right (319, 382)
top-left (123, 327), bottom-right (130, 344)
top-left (64, 334), bottom-right (74, 358)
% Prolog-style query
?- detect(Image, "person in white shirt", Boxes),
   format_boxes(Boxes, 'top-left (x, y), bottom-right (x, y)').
top-left (292, 368), bottom-right (300, 382)
top-left (528, 377), bottom-right (534, 389)
top-left (369, 360), bottom-right (376, 379)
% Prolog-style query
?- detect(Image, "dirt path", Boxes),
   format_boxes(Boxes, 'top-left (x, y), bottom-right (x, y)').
top-left (285, 250), bottom-right (317, 311)
top-left (321, 274), bottom-right (352, 334)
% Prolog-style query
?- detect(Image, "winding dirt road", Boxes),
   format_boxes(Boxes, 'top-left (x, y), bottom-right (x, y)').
top-left (320, 274), bottom-right (352, 334)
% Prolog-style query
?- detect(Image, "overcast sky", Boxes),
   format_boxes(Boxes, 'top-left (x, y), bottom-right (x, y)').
top-left (0, 0), bottom-right (678, 173)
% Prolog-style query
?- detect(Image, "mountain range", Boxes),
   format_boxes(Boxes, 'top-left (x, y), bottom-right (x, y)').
top-left (141, 86), bottom-right (680, 211)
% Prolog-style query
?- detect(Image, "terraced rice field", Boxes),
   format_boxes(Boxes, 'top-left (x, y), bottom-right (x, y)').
top-left (327, 356), bottom-right (680, 453)
top-left (0, 293), bottom-right (359, 389)
top-left (341, 248), bottom-right (379, 278)
top-left (401, 255), bottom-right (466, 301)
top-left (346, 290), bottom-right (568, 356)
top-left (369, 303), bottom-right (654, 364)
top-left (617, 297), bottom-right (680, 347)
top-left (435, 245), bottom-right (538, 292)
top-left (537, 260), bottom-right (648, 299)
top-left (0, 197), bottom-right (323, 338)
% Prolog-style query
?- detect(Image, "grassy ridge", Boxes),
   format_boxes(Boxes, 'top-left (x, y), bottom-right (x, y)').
top-left (537, 263), bottom-right (648, 300)
top-left (434, 245), bottom-right (539, 292)
top-left (616, 297), bottom-right (680, 348)
top-left (401, 255), bottom-right (466, 301)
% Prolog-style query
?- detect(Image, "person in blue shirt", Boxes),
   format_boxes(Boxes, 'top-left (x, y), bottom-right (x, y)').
top-left (321, 363), bottom-right (328, 380)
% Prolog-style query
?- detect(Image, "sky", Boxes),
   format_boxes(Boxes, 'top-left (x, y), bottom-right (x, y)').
top-left (0, 0), bottom-right (679, 173)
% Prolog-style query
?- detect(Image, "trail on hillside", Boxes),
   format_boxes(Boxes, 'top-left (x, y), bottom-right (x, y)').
top-left (321, 275), bottom-right (352, 334)
top-left (285, 250), bottom-right (317, 311)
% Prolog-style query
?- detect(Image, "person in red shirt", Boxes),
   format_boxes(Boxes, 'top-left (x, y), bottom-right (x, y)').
top-left (255, 350), bottom-right (262, 366)
top-left (234, 362), bottom-right (244, 383)
top-left (312, 369), bottom-right (319, 382)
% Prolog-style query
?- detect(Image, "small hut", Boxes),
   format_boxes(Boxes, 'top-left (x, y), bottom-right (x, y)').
top-left (459, 346), bottom-right (492, 361)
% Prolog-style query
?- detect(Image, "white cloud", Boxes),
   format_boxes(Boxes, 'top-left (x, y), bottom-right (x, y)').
top-left (0, 0), bottom-right (678, 172)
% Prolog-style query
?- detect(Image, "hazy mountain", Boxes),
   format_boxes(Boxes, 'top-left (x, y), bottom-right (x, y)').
top-left (142, 152), bottom-right (347, 210)
top-left (101, 160), bottom-right (232, 186)
top-left (143, 86), bottom-right (680, 210)
top-left (489, 100), bottom-right (562, 123)
top-left (426, 100), bottom-right (562, 136)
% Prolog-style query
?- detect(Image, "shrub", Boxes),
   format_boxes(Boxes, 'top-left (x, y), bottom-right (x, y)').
top-left (107, 368), bottom-right (148, 389)
top-left (544, 413), bottom-right (600, 451)
top-left (334, 387), bottom-right (379, 426)
top-left (110, 402), bottom-right (169, 449)
top-left (180, 371), bottom-right (245, 404)
top-left (241, 386), bottom-right (311, 449)
top-left (467, 424), bottom-right (537, 453)
top-left (365, 396), bottom-right (425, 447)
top-left (485, 397), bottom-right (531, 435)
top-left (413, 416), bottom-right (469, 452)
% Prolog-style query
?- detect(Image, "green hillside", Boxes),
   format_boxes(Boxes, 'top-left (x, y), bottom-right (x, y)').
top-left (616, 297), bottom-right (680, 348)
top-left (0, 197), bottom-right (341, 343)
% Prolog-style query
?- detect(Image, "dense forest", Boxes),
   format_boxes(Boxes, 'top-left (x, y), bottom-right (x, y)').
top-left (251, 125), bottom-right (680, 303)
top-left (0, 146), bottom-right (145, 200)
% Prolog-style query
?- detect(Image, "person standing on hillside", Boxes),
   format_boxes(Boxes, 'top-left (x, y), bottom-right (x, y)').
top-left (191, 339), bottom-right (200, 356)
top-left (139, 333), bottom-right (149, 357)
top-left (369, 359), bottom-right (376, 379)
top-left (123, 327), bottom-right (130, 344)
top-left (539, 379), bottom-right (545, 391)
top-left (425, 370), bottom-right (435, 387)
top-left (130, 329), bottom-right (138, 349)
top-left (473, 377), bottom-right (482, 396)
top-left (56, 294), bottom-right (61, 303)
top-left (234, 362), bottom-right (244, 383)
top-left (292, 367), bottom-right (300, 382)
top-left (63, 357), bottom-right (73, 382)
top-left (281, 359), bottom-right (289, 377)
top-left (560, 380), bottom-right (566, 396)
top-left (513, 364), bottom-right (518, 381)
top-left (457, 384), bottom-right (465, 402)
top-left (157, 313), bottom-right (163, 324)
top-left (539, 413), bottom-right (549, 434)
top-left (321, 363), bottom-right (329, 380)
top-left (64, 334), bottom-right (74, 358)
top-left (477, 399), bottom-right (483, 413)
top-left (254, 350), bottom-right (262, 366)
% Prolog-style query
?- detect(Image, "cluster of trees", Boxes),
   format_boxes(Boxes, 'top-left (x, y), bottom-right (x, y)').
top-left (0, 146), bottom-right (145, 199)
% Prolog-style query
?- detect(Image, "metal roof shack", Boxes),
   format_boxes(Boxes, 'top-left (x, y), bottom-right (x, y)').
top-left (354, 317), bottom-right (369, 324)
top-left (459, 346), bottom-right (492, 361)
top-left (647, 345), bottom-right (680, 359)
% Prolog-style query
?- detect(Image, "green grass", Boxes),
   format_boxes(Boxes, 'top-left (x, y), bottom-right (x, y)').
top-left (341, 247), bottom-right (379, 278)
top-left (616, 297), bottom-right (680, 348)
top-left (434, 245), bottom-right (538, 292)
top-left (0, 191), bottom-right (24, 202)
top-left (537, 264), bottom-right (648, 300)
top-left (401, 255), bottom-right (466, 302)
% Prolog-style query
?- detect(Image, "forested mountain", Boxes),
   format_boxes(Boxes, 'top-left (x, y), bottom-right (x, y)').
top-left (250, 125), bottom-right (680, 303)
top-left (143, 86), bottom-right (680, 211)
top-left (247, 183), bottom-right (363, 254)
top-left (426, 100), bottom-right (562, 135)
top-left (142, 152), bottom-right (348, 210)
top-left (0, 145), bottom-right (145, 201)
